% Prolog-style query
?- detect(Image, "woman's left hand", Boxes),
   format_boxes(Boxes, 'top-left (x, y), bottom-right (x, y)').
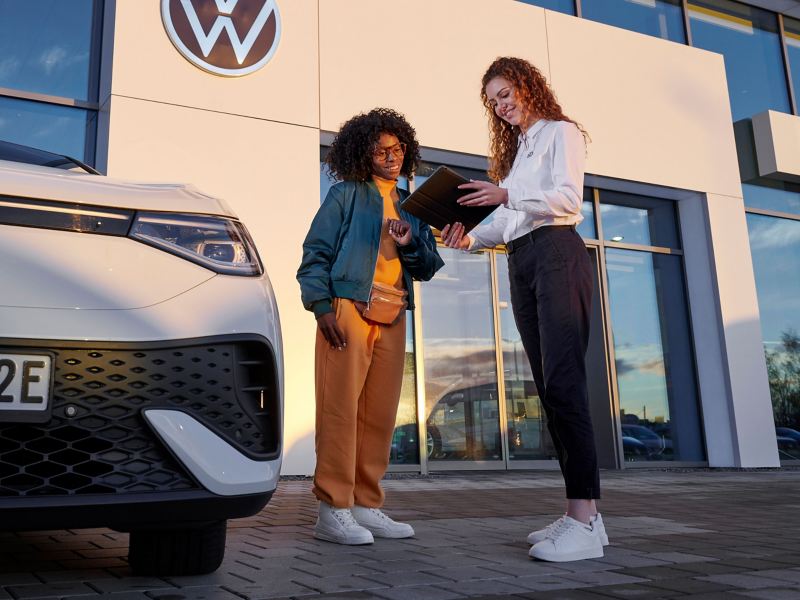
top-left (457, 180), bottom-right (508, 207)
top-left (388, 218), bottom-right (412, 246)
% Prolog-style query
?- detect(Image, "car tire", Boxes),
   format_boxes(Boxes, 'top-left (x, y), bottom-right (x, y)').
top-left (128, 520), bottom-right (227, 576)
top-left (427, 426), bottom-right (443, 459)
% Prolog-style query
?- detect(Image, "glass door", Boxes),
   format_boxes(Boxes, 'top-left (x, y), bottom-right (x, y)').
top-left (417, 247), bottom-right (504, 468)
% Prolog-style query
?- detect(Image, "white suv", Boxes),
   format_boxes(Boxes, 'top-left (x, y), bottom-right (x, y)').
top-left (0, 141), bottom-right (283, 575)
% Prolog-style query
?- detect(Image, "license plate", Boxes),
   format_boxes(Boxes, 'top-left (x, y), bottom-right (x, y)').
top-left (0, 352), bottom-right (54, 424)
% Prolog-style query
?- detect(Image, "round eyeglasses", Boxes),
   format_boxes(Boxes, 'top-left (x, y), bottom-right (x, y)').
top-left (373, 142), bottom-right (406, 161)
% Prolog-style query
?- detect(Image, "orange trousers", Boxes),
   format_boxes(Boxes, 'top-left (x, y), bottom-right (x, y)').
top-left (313, 298), bottom-right (406, 508)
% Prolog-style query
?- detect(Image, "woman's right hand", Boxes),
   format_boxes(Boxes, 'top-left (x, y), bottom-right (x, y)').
top-left (317, 312), bottom-right (346, 350)
top-left (441, 222), bottom-right (472, 250)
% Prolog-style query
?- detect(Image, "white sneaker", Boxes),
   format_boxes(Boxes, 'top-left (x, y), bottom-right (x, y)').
top-left (527, 513), bottom-right (609, 546)
top-left (527, 515), bottom-right (566, 545)
top-left (351, 505), bottom-right (415, 539)
top-left (529, 516), bottom-right (604, 562)
top-left (314, 502), bottom-right (374, 545)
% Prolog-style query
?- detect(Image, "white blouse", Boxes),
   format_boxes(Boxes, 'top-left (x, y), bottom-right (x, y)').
top-left (470, 119), bottom-right (586, 250)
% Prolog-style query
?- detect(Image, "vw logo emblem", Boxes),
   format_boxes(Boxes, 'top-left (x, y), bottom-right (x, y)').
top-left (162, 0), bottom-right (281, 77)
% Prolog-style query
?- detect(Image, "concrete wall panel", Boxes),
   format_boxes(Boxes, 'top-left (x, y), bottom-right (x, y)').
top-left (546, 11), bottom-right (741, 198)
top-left (319, 0), bottom-right (550, 155)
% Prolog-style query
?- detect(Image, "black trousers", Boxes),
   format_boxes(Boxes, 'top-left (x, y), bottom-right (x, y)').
top-left (507, 225), bottom-right (600, 499)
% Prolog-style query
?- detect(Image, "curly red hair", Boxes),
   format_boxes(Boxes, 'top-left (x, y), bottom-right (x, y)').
top-left (481, 57), bottom-right (588, 182)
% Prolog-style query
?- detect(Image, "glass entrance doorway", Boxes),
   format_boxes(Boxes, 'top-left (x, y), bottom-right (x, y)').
top-left (416, 246), bottom-right (614, 470)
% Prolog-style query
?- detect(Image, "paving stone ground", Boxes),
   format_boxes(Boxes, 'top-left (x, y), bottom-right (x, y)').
top-left (2, 468), bottom-right (800, 599)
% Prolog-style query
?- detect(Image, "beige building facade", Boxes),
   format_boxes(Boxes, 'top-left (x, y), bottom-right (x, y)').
top-left (89, 0), bottom-right (788, 474)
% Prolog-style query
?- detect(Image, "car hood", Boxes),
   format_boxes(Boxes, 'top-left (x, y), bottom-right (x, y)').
top-left (0, 224), bottom-right (216, 310)
top-left (0, 159), bottom-right (236, 217)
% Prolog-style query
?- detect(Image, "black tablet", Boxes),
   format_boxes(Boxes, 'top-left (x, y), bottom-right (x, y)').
top-left (400, 166), bottom-right (496, 232)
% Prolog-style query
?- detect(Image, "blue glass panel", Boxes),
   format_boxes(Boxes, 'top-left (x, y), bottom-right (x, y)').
top-left (516, 0), bottom-right (575, 15)
top-left (688, 0), bottom-right (790, 121)
top-left (746, 213), bottom-right (800, 458)
top-left (390, 319), bottom-right (419, 465)
top-left (599, 190), bottom-right (680, 248)
top-left (743, 182), bottom-right (800, 216)
top-left (0, 96), bottom-right (94, 162)
top-left (0, 0), bottom-right (97, 101)
top-left (606, 249), bottom-right (704, 461)
top-left (582, 0), bottom-right (686, 43)
top-left (577, 189), bottom-right (596, 239)
top-left (495, 253), bottom-right (558, 461)
top-left (784, 17), bottom-right (800, 117)
top-left (420, 248), bottom-right (502, 461)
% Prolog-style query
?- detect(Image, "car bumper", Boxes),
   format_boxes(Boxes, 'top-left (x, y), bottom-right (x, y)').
top-left (0, 335), bottom-right (282, 528)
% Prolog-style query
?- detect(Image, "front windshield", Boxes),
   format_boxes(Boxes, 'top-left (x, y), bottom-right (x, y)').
top-left (0, 140), bottom-right (96, 173)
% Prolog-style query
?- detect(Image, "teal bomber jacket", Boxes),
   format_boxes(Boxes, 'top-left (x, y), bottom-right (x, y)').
top-left (297, 180), bottom-right (444, 318)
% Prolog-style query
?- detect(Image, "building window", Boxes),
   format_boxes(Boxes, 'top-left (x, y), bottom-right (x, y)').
top-left (416, 159), bottom-right (704, 466)
top-left (744, 184), bottom-right (800, 461)
top-left (0, 0), bottom-right (102, 164)
top-left (419, 249), bottom-right (503, 463)
top-left (597, 191), bottom-right (703, 462)
top-left (687, 0), bottom-right (791, 121)
top-left (0, 96), bottom-right (96, 161)
top-left (516, 0), bottom-right (576, 16)
top-left (604, 250), bottom-right (704, 462)
top-left (581, 0), bottom-right (687, 43)
top-left (783, 17), bottom-right (800, 115)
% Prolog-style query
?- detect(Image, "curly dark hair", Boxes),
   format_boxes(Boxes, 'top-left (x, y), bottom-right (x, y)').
top-left (480, 57), bottom-right (588, 182)
top-left (325, 108), bottom-right (421, 182)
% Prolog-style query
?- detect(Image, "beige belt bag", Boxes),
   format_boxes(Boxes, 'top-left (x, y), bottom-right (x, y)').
top-left (362, 282), bottom-right (408, 325)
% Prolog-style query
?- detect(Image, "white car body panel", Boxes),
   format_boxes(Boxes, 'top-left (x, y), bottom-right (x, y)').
top-left (144, 409), bottom-right (280, 496)
top-left (0, 157), bottom-right (283, 511)
top-left (0, 159), bottom-right (235, 216)
top-left (0, 274), bottom-right (282, 353)
top-left (0, 225), bottom-right (216, 309)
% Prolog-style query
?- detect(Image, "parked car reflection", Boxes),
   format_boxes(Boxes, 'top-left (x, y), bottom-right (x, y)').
top-left (776, 427), bottom-right (800, 459)
top-left (621, 424), bottom-right (672, 456)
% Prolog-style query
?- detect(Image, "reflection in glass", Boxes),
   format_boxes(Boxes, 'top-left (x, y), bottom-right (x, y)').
top-left (496, 254), bottom-right (557, 461)
top-left (320, 162), bottom-right (337, 203)
top-left (419, 248), bottom-right (502, 461)
top-left (605, 249), bottom-right (704, 462)
top-left (581, 0), bottom-right (686, 43)
top-left (599, 191), bottom-right (680, 248)
top-left (0, 96), bottom-right (94, 162)
top-left (688, 0), bottom-right (790, 120)
top-left (516, 0), bottom-right (575, 15)
top-left (784, 17), bottom-right (800, 119)
top-left (0, 0), bottom-right (97, 101)
top-left (746, 213), bottom-right (800, 460)
top-left (742, 182), bottom-right (800, 216)
top-left (390, 318), bottom-right (420, 464)
top-left (577, 195), bottom-right (597, 240)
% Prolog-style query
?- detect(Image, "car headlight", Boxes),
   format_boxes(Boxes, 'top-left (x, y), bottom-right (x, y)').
top-left (130, 212), bottom-right (262, 276)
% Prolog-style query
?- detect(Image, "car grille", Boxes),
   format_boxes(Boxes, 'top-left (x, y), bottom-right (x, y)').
top-left (0, 338), bottom-right (279, 497)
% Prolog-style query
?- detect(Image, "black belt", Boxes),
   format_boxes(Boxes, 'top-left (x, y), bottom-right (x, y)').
top-left (506, 225), bottom-right (576, 255)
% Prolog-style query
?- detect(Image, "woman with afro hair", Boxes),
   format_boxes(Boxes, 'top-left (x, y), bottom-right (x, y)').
top-left (442, 57), bottom-right (608, 562)
top-left (297, 108), bottom-right (443, 545)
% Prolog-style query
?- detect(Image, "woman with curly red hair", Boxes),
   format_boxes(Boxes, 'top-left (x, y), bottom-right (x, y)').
top-left (442, 57), bottom-right (608, 562)
top-left (297, 108), bottom-right (443, 545)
